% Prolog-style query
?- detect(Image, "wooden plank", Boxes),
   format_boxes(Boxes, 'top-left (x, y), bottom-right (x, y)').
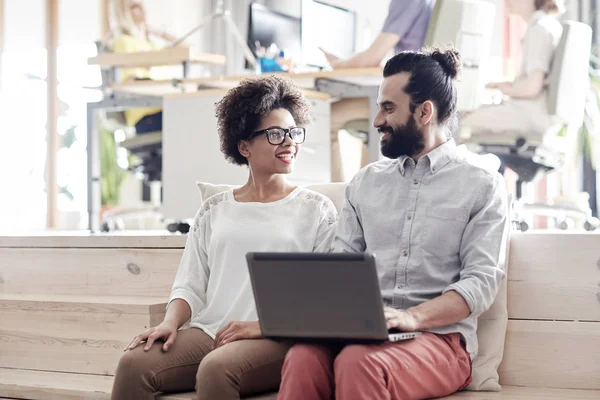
top-left (111, 66), bottom-right (383, 87)
top-left (0, 296), bottom-right (165, 375)
top-left (46, 0), bottom-right (59, 229)
top-left (507, 233), bottom-right (600, 322)
top-left (0, 369), bottom-right (277, 400)
top-left (1, 329), bottom-right (132, 375)
top-left (1, 368), bottom-right (598, 400)
top-left (109, 67), bottom-right (384, 94)
top-left (0, 368), bottom-right (112, 400)
top-left (160, 88), bottom-right (332, 101)
top-left (0, 248), bottom-right (181, 297)
top-left (0, 294), bottom-right (167, 315)
top-left (181, 67), bottom-right (384, 85)
top-left (160, 392), bottom-right (277, 400)
top-left (0, 232), bottom-right (186, 248)
top-left (87, 47), bottom-right (225, 67)
top-left (499, 320), bottom-right (600, 390)
top-left (111, 79), bottom-right (335, 99)
top-left (444, 387), bottom-right (600, 399)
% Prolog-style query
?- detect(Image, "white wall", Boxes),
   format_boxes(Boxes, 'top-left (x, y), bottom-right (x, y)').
top-left (3, 0), bottom-right (46, 52)
top-left (59, 0), bottom-right (101, 46)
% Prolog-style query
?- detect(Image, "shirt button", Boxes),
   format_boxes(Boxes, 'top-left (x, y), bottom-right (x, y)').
top-left (402, 250), bottom-right (408, 257)
top-left (407, 215), bottom-right (412, 220)
top-left (413, 179), bottom-right (418, 185)
top-left (397, 284), bottom-right (404, 289)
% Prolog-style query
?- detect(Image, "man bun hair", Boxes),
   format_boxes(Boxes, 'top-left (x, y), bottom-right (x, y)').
top-left (429, 47), bottom-right (462, 80)
top-left (383, 46), bottom-right (462, 128)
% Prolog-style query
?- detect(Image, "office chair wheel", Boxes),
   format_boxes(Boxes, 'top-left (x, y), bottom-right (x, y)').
top-left (584, 218), bottom-right (599, 231)
top-left (519, 221), bottom-right (529, 232)
top-left (101, 218), bottom-right (125, 232)
top-left (556, 219), bottom-right (574, 230)
top-left (166, 222), bottom-right (180, 233)
top-left (514, 137), bottom-right (528, 153)
top-left (167, 222), bottom-right (190, 234)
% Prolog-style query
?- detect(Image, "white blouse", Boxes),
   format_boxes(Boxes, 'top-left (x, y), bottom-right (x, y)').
top-left (168, 187), bottom-right (338, 338)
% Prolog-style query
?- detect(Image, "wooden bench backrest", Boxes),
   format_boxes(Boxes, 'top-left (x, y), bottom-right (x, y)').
top-left (500, 233), bottom-right (600, 390)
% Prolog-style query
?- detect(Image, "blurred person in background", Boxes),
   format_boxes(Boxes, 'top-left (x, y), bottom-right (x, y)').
top-left (461, 0), bottom-right (565, 143)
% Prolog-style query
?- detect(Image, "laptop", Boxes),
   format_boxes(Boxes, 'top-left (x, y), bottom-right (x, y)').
top-left (246, 252), bottom-right (421, 343)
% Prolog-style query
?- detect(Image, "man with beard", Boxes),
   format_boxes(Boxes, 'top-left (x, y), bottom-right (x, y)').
top-left (278, 47), bottom-right (509, 400)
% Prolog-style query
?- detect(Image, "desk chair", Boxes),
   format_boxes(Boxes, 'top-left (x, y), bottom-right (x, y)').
top-left (467, 21), bottom-right (596, 231)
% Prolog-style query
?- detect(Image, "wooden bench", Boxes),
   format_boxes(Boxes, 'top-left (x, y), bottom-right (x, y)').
top-left (1, 232), bottom-right (598, 399)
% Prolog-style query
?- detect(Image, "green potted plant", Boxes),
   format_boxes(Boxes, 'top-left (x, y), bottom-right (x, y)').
top-left (100, 126), bottom-right (128, 213)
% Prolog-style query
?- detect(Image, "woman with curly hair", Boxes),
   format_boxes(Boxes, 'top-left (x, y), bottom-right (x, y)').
top-left (111, 75), bottom-right (338, 400)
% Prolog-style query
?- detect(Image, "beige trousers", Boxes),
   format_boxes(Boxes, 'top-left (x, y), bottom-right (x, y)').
top-left (460, 95), bottom-right (557, 141)
top-left (111, 327), bottom-right (291, 400)
top-left (330, 97), bottom-right (371, 182)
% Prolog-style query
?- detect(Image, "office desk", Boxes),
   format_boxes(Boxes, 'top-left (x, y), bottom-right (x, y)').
top-left (88, 47), bottom-right (226, 83)
top-left (112, 68), bottom-right (385, 163)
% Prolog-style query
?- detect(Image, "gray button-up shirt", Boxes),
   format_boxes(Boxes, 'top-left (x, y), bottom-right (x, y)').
top-left (333, 139), bottom-right (509, 360)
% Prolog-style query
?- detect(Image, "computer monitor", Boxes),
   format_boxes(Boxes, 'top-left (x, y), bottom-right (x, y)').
top-left (301, 0), bottom-right (356, 68)
top-left (247, 3), bottom-right (302, 67)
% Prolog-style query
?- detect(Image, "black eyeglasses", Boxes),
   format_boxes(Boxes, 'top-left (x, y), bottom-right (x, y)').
top-left (248, 126), bottom-right (306, 145)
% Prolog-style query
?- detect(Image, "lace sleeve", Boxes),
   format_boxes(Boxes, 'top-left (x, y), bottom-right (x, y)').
top-left (313, 195), bottom-right (339, 253)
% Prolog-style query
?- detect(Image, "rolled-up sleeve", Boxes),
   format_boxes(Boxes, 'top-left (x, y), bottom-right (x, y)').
top-left (332, 177), bottom-right (366, 253)
top-left (444, 173), bottom-right (509, 318)
top-left (167, 211), bottom-right (210, 322)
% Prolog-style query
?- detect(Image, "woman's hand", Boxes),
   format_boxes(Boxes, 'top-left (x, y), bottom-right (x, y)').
top-left (125, 319), bottom-right (179, 352)
top-left (214, 321), bottom-right (262, 348)
top-left (384, 307), bottom-right (419, 332)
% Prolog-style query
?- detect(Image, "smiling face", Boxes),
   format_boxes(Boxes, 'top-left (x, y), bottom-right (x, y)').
top-left (239, 108), bottom-right (302, 175)
top-left (373, 73), bottom-right (426, 159)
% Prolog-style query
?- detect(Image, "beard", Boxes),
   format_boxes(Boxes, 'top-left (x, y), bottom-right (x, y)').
top-left (379, 116), bottom-right (425, 159)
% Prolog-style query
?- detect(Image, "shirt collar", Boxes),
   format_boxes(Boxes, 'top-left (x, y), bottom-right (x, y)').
top-left (397, 156), bottom-right (412, 176)
top-left (425, 138), bottom-right (457, 174)
top-left (396, 138), bottom-right (457, 176)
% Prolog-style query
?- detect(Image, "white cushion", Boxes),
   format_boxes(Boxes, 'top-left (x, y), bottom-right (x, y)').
top-left (196, 182), bottom-right (240, 204)
top-left (467, 196), bottom-right (512, 392)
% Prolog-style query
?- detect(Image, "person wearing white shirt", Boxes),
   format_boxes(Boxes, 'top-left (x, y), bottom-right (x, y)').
top-left (461, 0), bottom-right (565, 142)
top-left (111, 75), bottom-right (338, 400)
